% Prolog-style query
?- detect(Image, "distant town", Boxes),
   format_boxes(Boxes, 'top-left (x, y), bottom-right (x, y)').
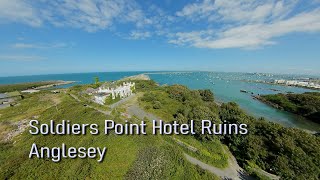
top-left (245, 76), bottom-right (320, 90)
top-left (273, 79), bottom-right (320, 89)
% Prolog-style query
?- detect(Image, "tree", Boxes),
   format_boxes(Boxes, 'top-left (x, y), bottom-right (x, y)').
top-left (94, 76), bottom-right (100, 84)
top-left (198, 89), bottom-right (214, 102)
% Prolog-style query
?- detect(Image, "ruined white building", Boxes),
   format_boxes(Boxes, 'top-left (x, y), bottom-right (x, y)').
top-left (93, 82), bottom-right (135, 105)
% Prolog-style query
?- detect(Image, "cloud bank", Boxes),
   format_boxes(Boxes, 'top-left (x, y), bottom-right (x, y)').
top-left (0, 0), bottom-right (319, 49)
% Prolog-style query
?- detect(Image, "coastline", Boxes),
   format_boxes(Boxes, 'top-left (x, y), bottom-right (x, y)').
top-left (34, 80), bottom-right (77, 90)
top-left (242, 79), bottom-right (320, 91)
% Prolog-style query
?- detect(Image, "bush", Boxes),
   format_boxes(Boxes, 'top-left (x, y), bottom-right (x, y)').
top-left (261, 92), bottom-right (320, 123)
top-left (219, 102), bottom-right (320, 179)
top-left (134, 80), bottom-right (158, 92)
top-left (166, 85), bottom-right (191, 102)
top-left (198, 89), bottom-right (214, 102)
top-left (140, 92), bottom-right (156, 102)
top-left (144, 105), bottom-right (151, 110)
top-left (153, 101), bottom-right (162, 109)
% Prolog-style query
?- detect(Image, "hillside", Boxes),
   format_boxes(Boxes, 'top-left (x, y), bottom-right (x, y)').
top-left (137, 83), bottom-right (320, 179)
top-left (0, 80), bottom-right (219, 179)
top-left (0, 80), bottom-right (319, 179)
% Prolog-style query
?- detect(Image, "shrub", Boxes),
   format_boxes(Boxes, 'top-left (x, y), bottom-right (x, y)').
top-left (153, 101), bottom-right (162, 109)
top-left (198, 89), bottom-right (214, 102)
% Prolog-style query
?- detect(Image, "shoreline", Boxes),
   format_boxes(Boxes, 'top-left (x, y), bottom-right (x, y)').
top-left (34, 80), bottom-right (77, 89)
top-left (242, 80), bottom-right (320, 91)
top-left (0, 80), bottom-right (77, 93)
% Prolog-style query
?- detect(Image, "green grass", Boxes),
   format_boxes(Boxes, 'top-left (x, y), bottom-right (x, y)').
top-left (0, 94), bottom-right (144, 179)
top-left (139, 90), bottom-right (182, 120)
top-left (0, 91), bottom-right (59, 122)
top-left (165, 135), bottom-right (228, 169)
top-left (125, 145), bottom-right (219, 180)
top-left (0, 91), bottom-right (219, 179)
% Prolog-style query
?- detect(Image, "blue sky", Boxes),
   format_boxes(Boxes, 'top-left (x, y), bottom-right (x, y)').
top-left (0, 0), bottom-right (320, 77)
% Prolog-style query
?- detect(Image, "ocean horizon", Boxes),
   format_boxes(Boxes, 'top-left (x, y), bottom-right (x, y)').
top-left (1, 70), bottom-right (320, 79)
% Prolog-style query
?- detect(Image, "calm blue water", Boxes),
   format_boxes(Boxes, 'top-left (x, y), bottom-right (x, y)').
top-left (1, 71), bottom-right (319, 132)
top-left (0, 72), bottom-right (144, 86)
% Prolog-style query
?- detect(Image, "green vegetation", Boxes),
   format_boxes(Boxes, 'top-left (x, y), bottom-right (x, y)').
top-left (139, 84), bottom-right (320, 179)
top-left (94, 76), bottom-right (100, 84)
top-left (0, 92), bottom-right (59, 123)
top-left (2, 79), bottom-right (319, 179)
top-left (131, 80), bottom-right (159, 92)
top-left (0, 82), bottom-right (218, 179)
top-left (139, 84), bottom-right (228, 168)
top-left (0, 81), bottom-right (58, 93)
top-left (125, 145), bottom-right (218, 180)
top-left (165, 135), bottom-right (228, 169)
top-left (261, 92), bottom-right (320, 123)
top-left (219, 102), bottom-right (320, 179)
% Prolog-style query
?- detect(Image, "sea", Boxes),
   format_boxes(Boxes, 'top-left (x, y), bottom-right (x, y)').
top-left (1, 71), bottom-right (319, 132)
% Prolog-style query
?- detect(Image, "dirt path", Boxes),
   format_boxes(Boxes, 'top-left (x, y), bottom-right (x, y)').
top-left (120, 95), bottom-right (253, 179)
top-left (127, 105), bottom-right (251, 179)
top-left (69, 93), bottom-right (81, 102)
top-left (184, 154), bottom-right (253, 180)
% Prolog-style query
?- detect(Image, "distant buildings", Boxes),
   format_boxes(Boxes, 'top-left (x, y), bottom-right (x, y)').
top-left (273, 79), bottom-right (320, 89)
top-left (274, 79), bottom-right (286, 84)
top-left (0, 91), bottom-right (23, 109)
top-left (85, 82), bottom-right (135, 105)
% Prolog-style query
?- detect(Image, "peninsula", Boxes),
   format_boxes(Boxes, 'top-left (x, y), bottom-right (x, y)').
top-left (254, 92), bottom-right (320, 124)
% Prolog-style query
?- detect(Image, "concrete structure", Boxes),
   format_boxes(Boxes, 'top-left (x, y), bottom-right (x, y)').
top-left (91, 82), bottom-right (135, 105)
top-left (0, 91), bottom-right (22, 108)
top-left (21, 89), bottom-right (40, 93)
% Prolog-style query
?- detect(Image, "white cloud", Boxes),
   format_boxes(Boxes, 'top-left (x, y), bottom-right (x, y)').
top-left (0, 0), bottom-right (319, 50)
top-left (11, 42), bottom-right (69, 49)
top-left (0, 0), bottom-right (42, 26)
top-left (176, 0), bottom-right (215, 19)
top-left (0, 55), bottom-right (46, 61)
top-left (176, 0), bottom-right (298, 23)
top-left (44, 0), bottom-right (140, 31)
top-left (0, 0), bottom-right (150, 32)
top-left (129, 31), bottom-right (151, 40)
top-left (171, 1), bottom-right (320, 49)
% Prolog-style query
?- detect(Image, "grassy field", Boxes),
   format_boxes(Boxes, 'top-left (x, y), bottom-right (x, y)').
top-left (0, 87), bottom-right (219, 179)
